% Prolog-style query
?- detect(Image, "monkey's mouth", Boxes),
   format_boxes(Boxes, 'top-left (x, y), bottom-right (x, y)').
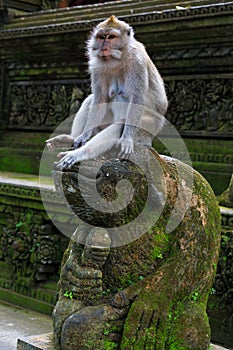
top-left (99, 50), bottom-right (111, 59)
top-left (100, 55), bottom-right (112, 61)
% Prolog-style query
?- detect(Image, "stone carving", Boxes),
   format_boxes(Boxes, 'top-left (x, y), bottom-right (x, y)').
top-left (8, 83), bottom-right (85, 130)
top-left (208, 203), bottom-right (233, 347)
top-left (218, 174), bottom-right (233, 208)
top-left (41, 0), bottom-right (60, 10)
top-left (6, 78), bottom-right (233, 138)
top-left (0, 2), bottom-right (232, 39)
top-left (214, 230), bottom-right (233, 300)
top-left (153, 46), bottom-right (233, 61)
top-left (0, 182), bottom-right (61, 203)
top-left (52, 146), bottom-right (221, 350)
top-left (166, 78), bottom-right (233, 135)
top-left (0, 206), bottom-right (67, 300)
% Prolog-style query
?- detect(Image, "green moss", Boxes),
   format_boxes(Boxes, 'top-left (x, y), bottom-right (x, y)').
top-left (0, 147), bottom-right (41, 174)
top-left (103, 340), bottom-right (118, 350)
top-left (0, 287), bottom-right (53, 315)
top-left (150, 231), bottom-right (170, 260)
top-left (166, 299), bottom-right (211, 350)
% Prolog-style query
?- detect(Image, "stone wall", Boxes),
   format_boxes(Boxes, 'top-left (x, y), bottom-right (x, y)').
top-left (0, 176), bottom-right (69, 314)
top-left (0, 0), bottom-right (233, 192)
top-left (0, 169), bottom-right (232, 346)
top-left (0, 1), bottom-right (233, 347)
top-left (208, 208), bottom-right (233, 348)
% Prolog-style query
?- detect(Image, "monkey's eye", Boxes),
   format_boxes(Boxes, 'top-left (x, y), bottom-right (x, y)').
top-left (97, 34), bottom-right (106, 40)
top-left (107, 34), bottom-right (117, 40)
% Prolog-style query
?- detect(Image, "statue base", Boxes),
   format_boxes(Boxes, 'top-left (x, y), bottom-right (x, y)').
top-left (16, 333), bottom-right (226, 350)
top-left (17, 333), bottom-right (54, 350)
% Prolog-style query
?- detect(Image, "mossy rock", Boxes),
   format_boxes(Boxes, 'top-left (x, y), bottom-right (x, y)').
top-left (52, 146), bottom-right (221, 350)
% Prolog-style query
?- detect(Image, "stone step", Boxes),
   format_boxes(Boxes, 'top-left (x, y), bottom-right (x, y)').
top-left (17, 333), bottom-right (230, 350)
top-left (3, 0), bottom-right (226, 29)
top-left (17, 333), bottom-right (54, 350)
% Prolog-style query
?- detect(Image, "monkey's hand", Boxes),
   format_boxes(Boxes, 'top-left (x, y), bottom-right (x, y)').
top-left (46, 134), bottom-right (74, 151)
top-left (73, 134), bottom-right (85, 149)
top-left (55, 149), bottom-right (82, 170)
top-left (73, 130), bottom-right (93, 149)
top-left (118, 137), bottom-right (134, 159)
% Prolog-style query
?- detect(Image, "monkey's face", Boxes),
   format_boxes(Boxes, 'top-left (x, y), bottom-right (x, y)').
top-left (87, 16), bottom-right (133, 63)
top-left (93, 29), bottom-right (123, 60)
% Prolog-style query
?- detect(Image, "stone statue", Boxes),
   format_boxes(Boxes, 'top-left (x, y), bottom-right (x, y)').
top-left (218, 174), bottom-right (233, 208)
top-left (52, 145), bottom-right (221, 350)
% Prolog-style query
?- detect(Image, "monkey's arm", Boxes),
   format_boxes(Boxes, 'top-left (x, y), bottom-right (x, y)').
top-left (118, 64), bottom-right (146, 158)
top-left (46, 95), bottom-right (93, 151)
top-left (71, 94), bottom-right (94, 143)
top-left (72, 77), bottom-right (109, 148)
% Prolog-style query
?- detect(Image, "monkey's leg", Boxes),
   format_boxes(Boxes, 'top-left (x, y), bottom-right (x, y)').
top-left (70, 94), bottom-right (93, 139)
top-left (56, 123), bottom-right (123, 170)
top-left (46, 134), bottom-right (74, 151)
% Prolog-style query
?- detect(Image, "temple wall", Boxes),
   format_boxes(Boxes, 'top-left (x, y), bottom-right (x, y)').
top-left (0, 1), bottom-right (233, 346)
top-left (0, 1), bottom-right (233, 192)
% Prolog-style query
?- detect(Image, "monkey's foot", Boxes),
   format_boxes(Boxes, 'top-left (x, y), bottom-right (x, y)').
top-left (56, 150), bottom-right (83, 170)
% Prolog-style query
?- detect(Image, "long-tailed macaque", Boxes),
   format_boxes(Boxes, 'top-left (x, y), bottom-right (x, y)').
top-left (46, 15), bottom-right (168, 170)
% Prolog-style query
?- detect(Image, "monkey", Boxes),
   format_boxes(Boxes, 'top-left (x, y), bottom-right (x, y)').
top-left (46, 15), bottom-right (168, 170)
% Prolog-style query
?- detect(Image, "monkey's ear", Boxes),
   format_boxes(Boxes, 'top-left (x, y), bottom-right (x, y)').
top-left (127, 27), bottom-right (134, 37)
top-left (127, 27), bottom-right (133, 36)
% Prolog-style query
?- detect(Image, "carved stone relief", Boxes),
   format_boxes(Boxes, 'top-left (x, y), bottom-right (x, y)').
top-left (8, 82), bottom-right (86, 130)
top-left (0, 3), bottom-right (232, 39)
top-left (7, 78), bottom-right (233, 137)
top-left (166, 78), bottom-right (233, 135)
top-left (0, 205), bottom-right (68, 301)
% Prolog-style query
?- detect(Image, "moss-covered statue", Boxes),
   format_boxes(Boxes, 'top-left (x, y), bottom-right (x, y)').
top-left (47, 15), bottom-right (221, 350)
top-left (52, 145), bottom-right (221, 350)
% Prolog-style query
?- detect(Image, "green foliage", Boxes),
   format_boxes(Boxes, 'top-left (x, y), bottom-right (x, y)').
top-left (64, 291), bottom-right (73, 299)
top-left (29, 242), bottom-right (41, 253)
top-left (191, 291), bottom-right (199, 302)
top-left (169, 343), bottom-right (186, 350)
top-left (212, 262), bottom-right (217, 271)
top-left (210, 287), bottom-right (216, 295)
top-left (102, 289), bottom-right (111, 296)
top-left (103, 340), bottom-right (118, 350)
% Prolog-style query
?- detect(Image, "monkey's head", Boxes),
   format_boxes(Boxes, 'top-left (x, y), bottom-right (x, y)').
top-left (87, 15), bottom-right (134, 62)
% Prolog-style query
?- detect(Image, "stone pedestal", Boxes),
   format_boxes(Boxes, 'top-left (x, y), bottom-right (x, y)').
top-left (17, 333), bottom-right (54, 350)
top-left (51, 148), bottom-right (221, 350)
top-left (16, 334), bottom-right (228, 350)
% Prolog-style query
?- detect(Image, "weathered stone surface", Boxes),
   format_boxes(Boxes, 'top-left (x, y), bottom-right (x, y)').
top-left (218, 174), bottom-right (233, 208)
top-left (207, 205), bottom-right (233, 348)
top-left (17, 333), bottom-right (54, 350)
top-left (0, 172), bottom-right (69, 314)
top-left (1, 1), bottom-right (233, 191)
top-left (17, 333), bottom-right (228, 350)
top-left (53, 147), bottom-right (221, 349)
